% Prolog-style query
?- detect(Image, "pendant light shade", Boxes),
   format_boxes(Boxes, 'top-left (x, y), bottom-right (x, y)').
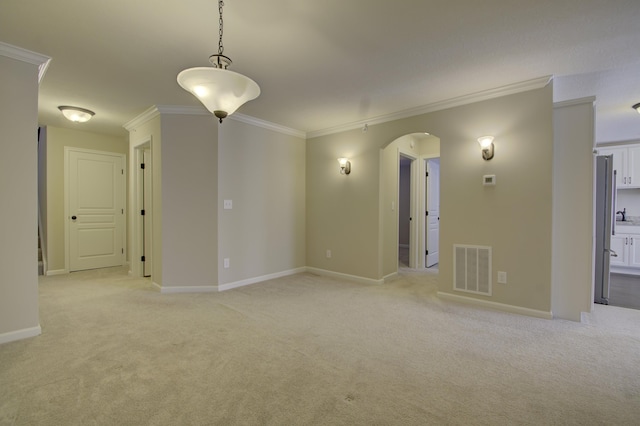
top-left (177, 0), bottom-right (260, 122)
top-left (177, 67), bottom-right (260, 122)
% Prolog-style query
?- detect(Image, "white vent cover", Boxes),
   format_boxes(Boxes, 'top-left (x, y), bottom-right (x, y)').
top-left (454, 245), bottom-right (492, 296)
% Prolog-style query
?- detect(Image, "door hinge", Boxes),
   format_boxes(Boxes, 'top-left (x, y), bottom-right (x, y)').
top-left (121, 169), bottom-right (124, 175)
top-left (121, 209), bottom-right (124, 214)
top-left (426, 250), bottom-right (429, 255)
top-left (426, 211), bottom-right (429, 216)
top-left (121, 248), bottom-right (124, 254)
top-left (426, 172), bottom-right (429, 177)
top-left (141, 163), bottom-right (145, 169)
top-left (141, 209), bottom-right (145, 216)
top-left (141, 256), bottom-right (145, 262)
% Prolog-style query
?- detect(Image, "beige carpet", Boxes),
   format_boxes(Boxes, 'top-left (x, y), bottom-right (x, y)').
top-left (1, 267), bottom-right (639, 425)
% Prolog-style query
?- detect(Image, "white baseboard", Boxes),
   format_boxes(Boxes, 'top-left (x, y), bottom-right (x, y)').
top-left (437, 292), bottom-right (553, 319)
top-left (383, 272), bottom-right (398, 282)
top-left (46, 269), bottom-right (67, 276)
top-left (218, 267), bottom-right (307, 292)
top-left (306, 267), bottom-right (384, 285)
top-left (155, 283), bottom-right (218, 294)
top-left (0, 325), bottom-right (41, 345)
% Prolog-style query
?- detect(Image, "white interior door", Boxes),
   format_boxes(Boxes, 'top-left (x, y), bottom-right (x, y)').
top-left (68, 149), bottom-right (125, 271)
top-left (426, 159), bottom-right (440, 267)
top-left (142, 149), bottom-right (152, 277)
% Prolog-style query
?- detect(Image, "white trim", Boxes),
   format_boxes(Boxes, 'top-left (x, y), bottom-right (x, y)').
top-left (308, 76), bottom-right (553, 139)
top-left (437, 292), bottom-right (553, 320)
top-left (156, 284), bottom-right (218, 294)
top-left (383, 272), bottom-right (398, 282)
top-left (218, 267), bottom-right (307, 291)
top-left (553, 96), bottom-right (596, 109)
top-left (123, 106), bottom-right (161, 131)
top-left (306, 267), bottom-right (384, 285)
top-left (230, 113), bottom-right (306, 139)
top-left (0, 325), bottom-right (41, 345)
top-left (46, 269), bottom-right (67, 276)
top-left (0, 41), bottom-right (51, 83)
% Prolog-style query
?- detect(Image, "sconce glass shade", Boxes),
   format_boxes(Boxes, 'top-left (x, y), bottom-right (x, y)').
top-left (633, 103), bottom-right (640, 114)
top-left (58, 106), bottom-right (95, 123)
top-left (338, 158), bottom-right (351, 174)
top-left (177, 67), bottom-right (260, 122)
top-left (477, 136), bottom-right (495, 160)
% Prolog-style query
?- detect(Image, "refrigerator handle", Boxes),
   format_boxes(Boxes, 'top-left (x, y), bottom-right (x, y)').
top-left (612, 170), bottom-right (617, 236)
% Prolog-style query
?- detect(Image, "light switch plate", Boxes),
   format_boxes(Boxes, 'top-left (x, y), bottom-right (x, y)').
top-left (223, 199), bottom-right (233, 210)
top-left (497, 271), bottom-right (507, 284)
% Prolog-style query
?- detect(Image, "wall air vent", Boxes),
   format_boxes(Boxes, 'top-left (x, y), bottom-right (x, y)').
top-left (454, 245), bottom-right (492, 296)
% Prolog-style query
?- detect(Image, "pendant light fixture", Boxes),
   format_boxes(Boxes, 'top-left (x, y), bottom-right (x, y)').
top-left (177, 0), bottom-right (260, 123)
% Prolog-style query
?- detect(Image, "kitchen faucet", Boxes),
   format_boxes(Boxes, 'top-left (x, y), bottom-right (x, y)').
top-left (616, 207), bottom-right (627, 221)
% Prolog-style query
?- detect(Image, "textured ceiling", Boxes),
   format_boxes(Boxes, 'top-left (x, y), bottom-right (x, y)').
top-left (1, 0), bottom-right (640, 141)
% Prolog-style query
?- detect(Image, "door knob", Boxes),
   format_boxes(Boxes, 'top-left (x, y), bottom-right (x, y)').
top-left (71, 215), bottom-right (77, 220)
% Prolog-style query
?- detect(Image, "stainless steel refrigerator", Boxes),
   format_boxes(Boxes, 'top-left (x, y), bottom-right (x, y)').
top-left (594, 155), bottom-right (617, 304)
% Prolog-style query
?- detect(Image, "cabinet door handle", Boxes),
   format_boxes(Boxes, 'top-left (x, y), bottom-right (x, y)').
top-left (624, 177), bottom-right (627, 184)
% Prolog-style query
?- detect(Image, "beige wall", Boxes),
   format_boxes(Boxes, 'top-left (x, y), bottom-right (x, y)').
top-left (307, 127), bottom-right (382, 279)
top-left (44, 126), bottom-right (128, 273)
top-left (218, 119), bottom-right (306, 285)
top-left (160, 114), bottom-right (218, 288)
top-left (552, 98), bottom-right (595, 320)
top-left (0, 55), bottom-right (41, 340)
top-left (308, 84), bottom-right (554, 313)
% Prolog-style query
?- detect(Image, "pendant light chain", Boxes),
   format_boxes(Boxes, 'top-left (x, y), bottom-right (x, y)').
top-left (218, 0), bottom-right (224, 55)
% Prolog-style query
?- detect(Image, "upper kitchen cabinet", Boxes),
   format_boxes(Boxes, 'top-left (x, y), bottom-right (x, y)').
top-left (598, 144), bottom-right (640, 188)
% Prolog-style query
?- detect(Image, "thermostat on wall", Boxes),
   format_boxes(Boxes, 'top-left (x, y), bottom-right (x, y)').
top-left (483, 175), bottom-right (496, 186)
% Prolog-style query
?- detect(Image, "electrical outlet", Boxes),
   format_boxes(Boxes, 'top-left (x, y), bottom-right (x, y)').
top-left (326, 250), bottom-right (332, 258)
top-left (497, 271), bottom-right (507, 284)
top-left (223, 258), bottom-right (230, 268)
top-left (223, 199), bottom-right (233, 210)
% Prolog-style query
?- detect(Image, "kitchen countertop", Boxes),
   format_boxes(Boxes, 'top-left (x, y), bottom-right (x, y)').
top-left (616, 216), bottom-right (640, 227)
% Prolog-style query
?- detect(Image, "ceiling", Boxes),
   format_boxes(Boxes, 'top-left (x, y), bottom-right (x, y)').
top-left (1, 0), bottom-right (640, 142)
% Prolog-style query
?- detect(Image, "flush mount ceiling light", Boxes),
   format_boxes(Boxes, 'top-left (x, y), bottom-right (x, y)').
top-left (633, 103), bottom-right (640, 114)
top-left (58, 106), bottom-right (95, 123)
top-left (177, 0), bottom-right (260, 123)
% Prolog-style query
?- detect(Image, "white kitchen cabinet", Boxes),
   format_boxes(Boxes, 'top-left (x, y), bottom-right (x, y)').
top-left (610, 234), bottom-right (628, 267)
top-left (598, 144), bottom-right (640, 188)
top-left (609, 230), bottom-right (640, 272)
top-left (629, 235), bottom-right (640, 267)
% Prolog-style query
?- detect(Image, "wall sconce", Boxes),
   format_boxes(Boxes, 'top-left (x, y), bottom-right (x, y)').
top-left (477, 136), bottom-right (495, 160)
top-left (337, 158), bottom-right (351, 175)
top-left (633, 103), bottom-right (640, 114)
top-left (58, 106), bottom-right (95, 123)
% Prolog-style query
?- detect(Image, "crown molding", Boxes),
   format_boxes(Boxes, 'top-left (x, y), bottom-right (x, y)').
top-left (124, 104), bottom-right (306, 138)
top-left (0, 41), bottom-right (51, 84)
top-left (307, 75), bottom-right (553, 139)
top-left (155, 105), bottom-right (210, 116)
top-left (230, 113), bottom-right (306, 139)
top-left (553, 96), bottom-right (596, 109)
top-left (123, 106), bottom-right (160, 131)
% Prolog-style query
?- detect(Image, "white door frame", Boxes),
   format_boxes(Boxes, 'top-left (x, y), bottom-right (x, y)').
top-left (64, 147), bottom-right (126, 273)
top-left (419, 154), bottom-right (440, 270)
top-left (131, 137), bottom-right (153, 278)
top-left (398, 149), bottom-right (419, 269)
